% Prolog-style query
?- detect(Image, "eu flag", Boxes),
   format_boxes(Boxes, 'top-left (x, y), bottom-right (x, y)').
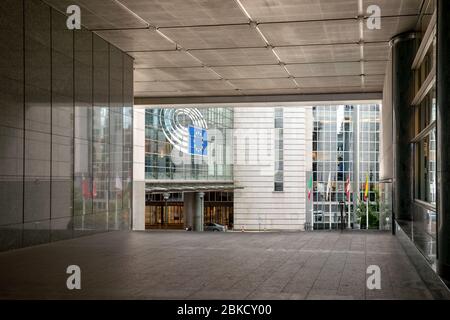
top-left (188, 125), bottom-right (207, 156)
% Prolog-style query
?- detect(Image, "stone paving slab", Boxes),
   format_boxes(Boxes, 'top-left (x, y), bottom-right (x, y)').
top-left (0, 230), bottom-right (448, 300)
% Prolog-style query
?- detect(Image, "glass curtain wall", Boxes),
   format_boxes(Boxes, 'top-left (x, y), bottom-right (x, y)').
top-left (358, 105), bottom-right (381, 228)
top-left (312, 104), bottom-right (380, 229)
top-left (0, 0), bottom-right (133, 251)
top-left (408, 0), bottom-right (437, 263)
top-left (145, 107), bottom-right (233, 181)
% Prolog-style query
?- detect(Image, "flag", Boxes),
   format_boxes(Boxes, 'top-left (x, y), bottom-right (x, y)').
top-left (326, 172), bottom-right (332, 201)
top-left (345, 175), bottom-right (352, 201)
top-left (307, 175), bottom-right (313, 200)
top-left (92, 179), bottom-right (97, 198)
top-left (363, 173), bottom-right (369, 201)
top-left (82, 176), bottom-right (90, 199)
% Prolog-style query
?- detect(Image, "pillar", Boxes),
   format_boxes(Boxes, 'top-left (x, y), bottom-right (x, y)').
top-left (437, 0), bottom-right (450, 282)
top-left (183, 192), bottom-right (195, 230)
top-left (195, 192), bottom-right (205, 232)
top-left (391, 33), bottom-right (417, 231)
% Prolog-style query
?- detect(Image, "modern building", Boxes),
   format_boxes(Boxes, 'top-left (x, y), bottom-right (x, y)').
top-left (311, 104), bottom-right (381, 230)
top-left (141, 106), bottom-right (234, 231)
top-left (233, 106), bottom-right (312, 231)
top-left (2, 0), bottom-right (450, 290)
top-left (139, 103), bottom-right (381, 232)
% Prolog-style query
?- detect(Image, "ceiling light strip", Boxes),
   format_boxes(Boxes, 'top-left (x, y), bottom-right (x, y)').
top-left (234, 0), bottom-right (253, 21)
top-left (254, 25), bottom-right (270, 44)
top-left (256, 27), bottom-right (299, 87)
top-left (233, 0), bottom-right (299, 88)
top-left (183, 51), bottom-right (241, 92)
top-left (112, 0), bottom-right (151, 28)
top-left (358, 0), bottom-right (364, 16)
top-left (150, 28), bottom-right (176, 47)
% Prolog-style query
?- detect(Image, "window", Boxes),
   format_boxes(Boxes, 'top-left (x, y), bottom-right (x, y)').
top-left (413, 72), bottom-right (436, 206)
top-left (312, 104), bottom-right (380, 228)
top-left (274, 107), bottom-right (284, 192)
top-left (414, 126), bottom-right (436, 205)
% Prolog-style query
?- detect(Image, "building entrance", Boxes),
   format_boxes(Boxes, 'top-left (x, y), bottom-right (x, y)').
top-left (145, 191), bottom-right (234, 230)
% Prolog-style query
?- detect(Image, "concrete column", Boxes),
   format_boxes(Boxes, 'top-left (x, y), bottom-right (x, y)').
top-left (183, 192), bottom-right (195, 230)
top-left (391, 33), bottom-right (417, 229)
top-left (195, 192), bottom-right (205, 231)
top-left (132, 109), bottom-right (146, 230)
top-left (437, 0), bottom-right (450, 283)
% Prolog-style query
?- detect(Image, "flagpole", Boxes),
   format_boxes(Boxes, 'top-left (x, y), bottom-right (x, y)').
top-left (329, 201), bottom-right (332, 230)
top-left (366, 198), bottom-right (369, 230)
top-left (327, 172), bottom-right (332, 230)
top-left (311, 175), bottom-right (314, 231)
top-left (311, 191), bottom-right (314, 231)
top-left (82, 174), bottom-right (86, 230)
top-left (348, 196), bottom-right (351, 229)
top-left (115, 192), bottom-right (118, 230)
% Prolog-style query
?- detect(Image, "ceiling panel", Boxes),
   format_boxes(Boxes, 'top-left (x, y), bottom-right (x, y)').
top-left (363, 0), bottom-right (422, 16)
top-left (44, 0), bottom-right (420, 98)
top-left (365, 75), bottom-right (385, 87)
top-left (160, 25), bottom-right (266, 49)
top-left (130, 51), bottom-right (202, 68)
top-left (229, 78), bottom-right (296, 90)
top-left (134, 67), bottom-right (221, 81)
top-left (241, 87), bottom-right (381, 95)
top-left (363, 42), bottom-right (390, 61)
top-left (211, 65), bottom-right (288, 79)
top-left (296, 76), bottom-right (362, 88)
top-left (134, 81), bottom-right (179, 92)
top-left (259, 20), bottom-right (359, 46)
top-left (238, 88), bottom-right (301, 96)
top-left (364, 61), bottom-right (387, 75)
top-left (240, 0), bottom-right (358, 23)
top-left (44, 0), bottom-right (147, 29)
top-left (135, 90), bottom-right (242, 97)
top-left (119, 0), bottom-right (249, 27)
top-left (363, 16), bottom-right (419, 42)
top-left (286, 62), bottom-right (361, 77)
top-left (274, 44), bottom-right (361, 64)
top-left (136, 80), bottom-right (236, 92)
top-left (189, 48), bottom-right (279, 66)
top-left (95, 29), bottom-right (175, 52)
top-left (299, 86), bottom-right (381, 93)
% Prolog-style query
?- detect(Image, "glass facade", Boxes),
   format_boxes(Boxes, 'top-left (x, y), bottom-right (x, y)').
top-left (403, 0), bottom-right (437, 264)
top-left (358, 105), bottom-right (381, 204)
top-left (144, 107), bottom-right (234, 230)
top-left (414, 64), bottom-right (437, 206)
top-left (312, 104), bottom-right (380, 229)
top-left (0, 0), bottom-right (133, 251)
top-left (145, 107), bottom-right (233, 181)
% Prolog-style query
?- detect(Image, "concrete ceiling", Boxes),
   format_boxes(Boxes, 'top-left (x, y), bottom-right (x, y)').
top-left (45, 0), bottom-right (425, 99)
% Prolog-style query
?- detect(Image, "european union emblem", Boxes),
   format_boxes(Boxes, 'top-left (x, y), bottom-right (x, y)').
top-left (188, 125), bottom-right (207, 156)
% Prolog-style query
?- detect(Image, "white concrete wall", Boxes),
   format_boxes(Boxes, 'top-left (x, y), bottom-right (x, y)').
top-left (132, 108), bottom-right (146, 230)
top-left (233, 106), bottom-right (311, 231)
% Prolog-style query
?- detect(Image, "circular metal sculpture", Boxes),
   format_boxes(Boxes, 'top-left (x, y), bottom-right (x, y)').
top-left (160, 108), bottom-right (207, 154)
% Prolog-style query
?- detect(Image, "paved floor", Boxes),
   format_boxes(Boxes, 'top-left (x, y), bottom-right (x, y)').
top-left (0, 230), bottom-right (447, 299)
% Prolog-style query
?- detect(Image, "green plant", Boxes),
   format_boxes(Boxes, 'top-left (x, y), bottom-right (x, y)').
top-left (356, 201), bottom-right (379, 229)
